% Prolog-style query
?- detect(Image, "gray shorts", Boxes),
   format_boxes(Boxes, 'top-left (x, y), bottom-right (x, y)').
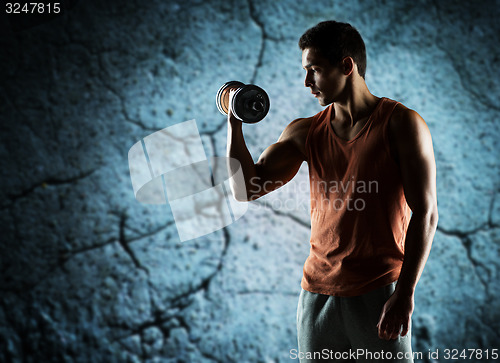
top-left (296, 282), bottom-right (413, 363)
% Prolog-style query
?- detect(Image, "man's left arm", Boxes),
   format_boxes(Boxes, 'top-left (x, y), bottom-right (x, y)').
top-left (377, 107), bottom-right (439, 340)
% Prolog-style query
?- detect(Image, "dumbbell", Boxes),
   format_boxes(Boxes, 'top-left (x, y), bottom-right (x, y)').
top-left (216, 81), bottom-right (270, 123)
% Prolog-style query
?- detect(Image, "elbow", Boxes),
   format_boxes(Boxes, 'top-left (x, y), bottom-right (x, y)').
top-left (229, 183), bottom-right (259, 202)
top-left (231, 194), bottom-right (260, 203)
top-left (231, 188), bottom-right (262, 202)
top-left (230, 185), bottom-right (250, 202)
top-left (230, 174), bottom-right (265, 202)
top-left (430, 204), bottom-right (439, 229)
top-left (411, 202), bottom-right (438, 229)
top-left (234, 194), bottom-right (247, 202)
top-left (231, 192), bottom-right (246, 202)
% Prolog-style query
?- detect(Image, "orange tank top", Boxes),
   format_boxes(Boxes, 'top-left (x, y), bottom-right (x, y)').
top-left (301, 97), bottom-right (411, 296)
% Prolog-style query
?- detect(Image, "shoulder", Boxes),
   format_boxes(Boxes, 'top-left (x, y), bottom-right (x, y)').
top-left (388, 102), bottom-right (434, 158)
top-left (278, 117), bottom-right (314, 157)
top-left (286, 117), bottom-right (314, 130)
top-left (280, 117), bottom-right (313, 141)
top-left (389, 102), bottom-right (429, 139)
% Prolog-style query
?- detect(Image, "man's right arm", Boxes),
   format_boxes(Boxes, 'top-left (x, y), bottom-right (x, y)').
top-left (226, 108), bottom-right (311, 201)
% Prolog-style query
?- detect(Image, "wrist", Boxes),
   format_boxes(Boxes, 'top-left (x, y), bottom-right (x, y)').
top-left (394, 283), bottom-right (415, 299)
top-left (228, 110), bottom-right (242, 127)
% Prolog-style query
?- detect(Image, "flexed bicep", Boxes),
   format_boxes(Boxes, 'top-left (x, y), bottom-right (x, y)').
top-left (227, 117), bottom-right (311, 201)
top-left (250, 140), bottom-right (305, 199)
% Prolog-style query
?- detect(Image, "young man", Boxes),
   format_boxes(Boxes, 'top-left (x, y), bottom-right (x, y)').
top-left (226, 21), bottom-right (438, 362)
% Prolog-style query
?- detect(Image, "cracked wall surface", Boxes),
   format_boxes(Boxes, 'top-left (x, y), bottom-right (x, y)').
top-left (1, 0), bottom-right (499, 362)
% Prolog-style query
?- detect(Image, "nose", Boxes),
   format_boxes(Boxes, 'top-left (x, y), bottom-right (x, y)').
top-left (304, 71), bottom-right (314, 88)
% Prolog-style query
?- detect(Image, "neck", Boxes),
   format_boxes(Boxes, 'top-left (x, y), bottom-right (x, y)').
top-left (333, 79), bottom-right (379, 127)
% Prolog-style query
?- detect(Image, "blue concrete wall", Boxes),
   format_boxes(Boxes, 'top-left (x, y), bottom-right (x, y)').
top-left (1, 0), bottom-right (499, 362)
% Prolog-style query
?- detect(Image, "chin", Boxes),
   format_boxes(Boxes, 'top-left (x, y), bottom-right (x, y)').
top-left (318, 98), bottom-right (329, 107)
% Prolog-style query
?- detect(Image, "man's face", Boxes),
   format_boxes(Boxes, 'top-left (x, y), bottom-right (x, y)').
top-left (302, 48), bottom-right (345, 106)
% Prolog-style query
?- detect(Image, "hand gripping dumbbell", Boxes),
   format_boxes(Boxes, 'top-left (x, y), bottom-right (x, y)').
top-left (216, 81), bottom-right (270, 123)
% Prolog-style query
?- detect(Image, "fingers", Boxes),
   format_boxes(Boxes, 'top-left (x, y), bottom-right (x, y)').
top-left (381, 323), bottom-right (397, 340)
top-left (377, 319), bottom-right (390, 340)
top-left (376, 313), bottom-right (390, 339)
top-left (388, 324), bottom-right (401, 340)
top-left (227, 90), bottom-right (240, 124)
top-left (376, 316), bottom-right (384, 338)
top-left (376, 293), bottom-right (413, 340)
top-left (401, 320), bottom-right (409, 337)
top-left (377, 318), bottom-right (403, 340)
top-left (228, 89), bottom-right (236, 110)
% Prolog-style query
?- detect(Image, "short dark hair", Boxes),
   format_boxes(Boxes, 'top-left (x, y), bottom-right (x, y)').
top-left (298, 21), bottom-right (367, 79)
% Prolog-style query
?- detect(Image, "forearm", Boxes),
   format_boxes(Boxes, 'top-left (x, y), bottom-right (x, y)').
top-left (395, 206), bottom-right (438, 297)
top-left (226, 118), bottom-right (259, 200)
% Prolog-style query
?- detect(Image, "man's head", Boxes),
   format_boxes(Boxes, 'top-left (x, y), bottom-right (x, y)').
top-left (298, 21), bottom-right (367, 80)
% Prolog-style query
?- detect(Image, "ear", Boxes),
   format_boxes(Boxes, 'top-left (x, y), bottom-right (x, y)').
top-left (342, 57), bottom-right (355, 76)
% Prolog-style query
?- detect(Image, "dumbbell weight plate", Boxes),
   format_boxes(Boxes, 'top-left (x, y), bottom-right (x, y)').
top-left (216, 81), bottom-right (245, 116)
top-left (231, 85), bottom-right (270, 123)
